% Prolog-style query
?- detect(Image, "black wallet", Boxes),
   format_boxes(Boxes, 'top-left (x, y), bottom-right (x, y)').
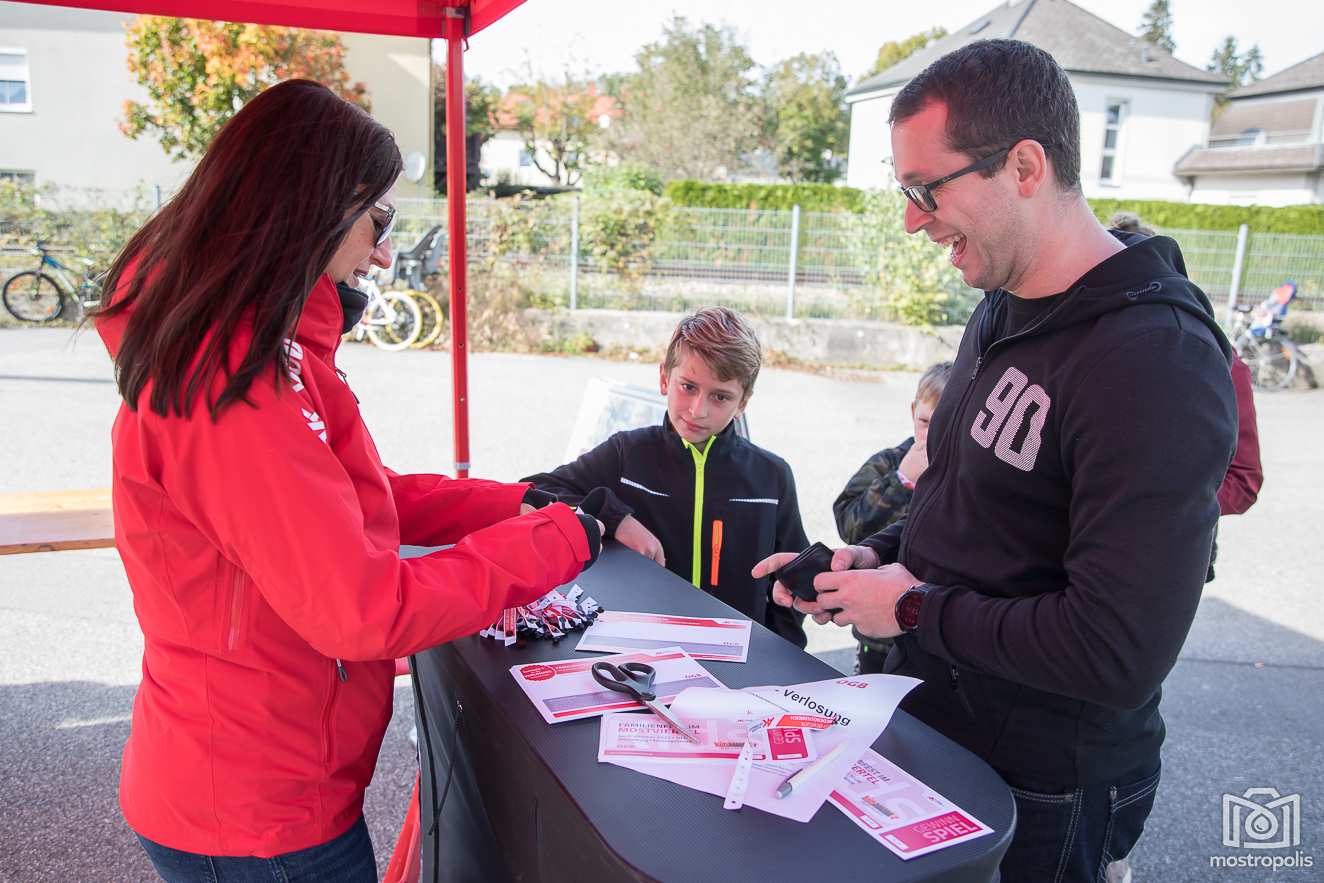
top-left (773, 542), bottom-right (834, 602)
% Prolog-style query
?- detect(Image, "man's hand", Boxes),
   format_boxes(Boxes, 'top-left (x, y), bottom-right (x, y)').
top-left (752, 544), bottom-right (881, 611)
top-left (897, 438), bottom-right (929, 484)
top-left (519, 503), bottom-right (536, 516)
top-left (614, 514), bottom-right (665, 566)
top-left (804, 562), bottom-right (920, 638)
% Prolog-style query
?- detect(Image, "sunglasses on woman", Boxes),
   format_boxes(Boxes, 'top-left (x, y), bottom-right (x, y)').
top-left (897, 146), bottom-right (1014, 213)
top-left (369, 201), bottom-right (397, 247)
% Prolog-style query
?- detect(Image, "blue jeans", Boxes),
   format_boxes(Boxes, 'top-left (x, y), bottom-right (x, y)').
top-left (136, 816), bottom-right (376, 883)
top-left (999, 763), bottom-right (1161, 883)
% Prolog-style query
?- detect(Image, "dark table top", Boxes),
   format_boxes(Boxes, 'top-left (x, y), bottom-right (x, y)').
top-left (411, 544), bottom-right (1015, 882)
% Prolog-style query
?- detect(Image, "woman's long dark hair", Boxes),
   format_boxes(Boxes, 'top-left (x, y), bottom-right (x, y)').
top-left (96, 79), bottom-right (402, 419)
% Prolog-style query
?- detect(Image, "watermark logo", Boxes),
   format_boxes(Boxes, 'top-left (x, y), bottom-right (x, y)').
top-left (1210, 787), bottom-right (1313, 872)
top-left (1223, 787), bottom-right (1301, 850)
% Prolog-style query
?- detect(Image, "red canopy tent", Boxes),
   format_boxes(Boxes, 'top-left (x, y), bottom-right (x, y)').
top-left (32, 0), bottom-right (524, 478)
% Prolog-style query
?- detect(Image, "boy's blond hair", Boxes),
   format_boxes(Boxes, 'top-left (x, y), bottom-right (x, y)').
top-left (662, 307), bottom-right (762, 401)
top-left (916, 361), bottom-right (953, 406)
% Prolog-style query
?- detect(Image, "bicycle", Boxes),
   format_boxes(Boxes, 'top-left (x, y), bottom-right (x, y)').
top-left (406, 288), bottom-right (446, 349)
top-left (1229, 281), bottom-right (1300, 392)
top-left (2, 241), bottom-right (104, 323)
top-left (345, 274), bottom-right (422, 351)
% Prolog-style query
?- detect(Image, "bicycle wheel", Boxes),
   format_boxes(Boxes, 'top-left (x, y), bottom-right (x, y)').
top-left (2, 271), bottom-right (65, 323)
top-left (408, 290), bottom-right (446, 349)
top-left (1251, 338), bottom-right (1298, 391)
top-left (1238, 334), bottom-right (1293, 391)
top-left (365, 291), bottom-right (423, 351)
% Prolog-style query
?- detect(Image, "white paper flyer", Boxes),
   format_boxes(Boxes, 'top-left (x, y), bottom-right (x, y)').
top-left (597, 673), bottom-right (920, 822)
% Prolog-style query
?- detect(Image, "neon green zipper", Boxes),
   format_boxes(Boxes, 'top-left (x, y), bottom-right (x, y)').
top-left (683, 436), bottom-right (716, 587)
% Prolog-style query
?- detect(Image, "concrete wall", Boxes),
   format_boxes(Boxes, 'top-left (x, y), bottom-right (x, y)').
top-left (1075, 74), bottom-right (1214, 202)
top-left (1190, 171), bottom-right (1322, 206)
top-left (0, 3), bottom-right (188, 196)
top-left (844, 89), bottom-right (894, 190)
top-left (525, 308), bottom-right (965, 371)
top-left (340, 32), bottom-right (432, 199)
top-left (0, 4), bottom-right (432, 200)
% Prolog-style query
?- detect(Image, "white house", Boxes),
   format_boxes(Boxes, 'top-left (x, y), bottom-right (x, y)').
top-left (1176, 52), bottom-right (1324, 206)
top-left (844, 0), bottom-right (1226, 202)
top-left (0, 2), bottom-right (434, 201)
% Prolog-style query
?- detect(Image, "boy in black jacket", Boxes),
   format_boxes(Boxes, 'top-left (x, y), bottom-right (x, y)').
top-left (757, 41), bottom-right (1236, 882)
top-left (523, 307), bottom-right (810, 646)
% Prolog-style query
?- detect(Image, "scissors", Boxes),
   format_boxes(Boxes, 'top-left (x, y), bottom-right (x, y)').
top-left (591, 661), bottom-right (700, 743)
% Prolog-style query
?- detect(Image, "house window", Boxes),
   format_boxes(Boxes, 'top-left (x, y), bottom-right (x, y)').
top-left (1099, 99), bottom-right (1127, 184)
top-left (0, 170), bottom-right (35, 184)
top-left (0, 49), bottom-right (32, 112)
top-left (518, 149), bottom-right (532, 168)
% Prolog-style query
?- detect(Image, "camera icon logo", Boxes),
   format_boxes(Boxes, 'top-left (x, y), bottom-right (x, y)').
top-left (1222, 787), bottom-right (1302, 850)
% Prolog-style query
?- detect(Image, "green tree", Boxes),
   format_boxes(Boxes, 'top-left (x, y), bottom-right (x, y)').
top-left (121, 17), bottom-right (368, 161)
top-left (864, 27), bottom-right (948, 80)
top-left (434, 72), bottom-right (499, 193)
top-left (500, 74), bottom-right (610, 187)
top-left (1208, 36), bottom-right (1265, 87)
top-left (1137, 0), bottom-right (1176, 54)
top-left (608, 16), bottom-right (763, 181)
top-left (763, 52), bottom-right (849, 183)
top-left (1207, 36), bottom-right (1265, 104)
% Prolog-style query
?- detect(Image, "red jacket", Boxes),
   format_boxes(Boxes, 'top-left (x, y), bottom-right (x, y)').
top-left (97, 275), bottom-right (590, 857)
top-left (1219, 356), bottom-right (1263, 515)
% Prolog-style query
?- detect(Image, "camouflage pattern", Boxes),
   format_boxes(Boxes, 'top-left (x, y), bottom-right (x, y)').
top-left (833, 438), bottom-right (917, 662)
top-left (833, 438), bottom-right (915, 545)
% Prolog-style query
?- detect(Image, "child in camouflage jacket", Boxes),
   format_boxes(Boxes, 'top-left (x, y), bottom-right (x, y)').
top-left (833, 361), bottom-right (951, 673)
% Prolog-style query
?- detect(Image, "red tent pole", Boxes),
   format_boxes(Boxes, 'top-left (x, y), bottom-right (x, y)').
top-left (443, 8), bottom-right (470, 478)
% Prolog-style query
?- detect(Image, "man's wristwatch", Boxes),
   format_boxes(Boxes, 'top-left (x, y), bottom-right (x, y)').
top-left (895, 584), bottom-right (931, 633)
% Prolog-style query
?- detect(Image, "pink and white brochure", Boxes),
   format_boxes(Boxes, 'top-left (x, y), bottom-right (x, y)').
top-left (597, 673), bottom-right (920, 823)
top-left (575, 611), bottom-right (753, 662)
top-left (510, 647), bottom-right (723, 724)
top-left (830, 748), bottom-right (995, 859)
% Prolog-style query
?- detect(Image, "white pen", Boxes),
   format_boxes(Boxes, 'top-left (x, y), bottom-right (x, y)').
top-left (774, 741), bottom-right (850, 799)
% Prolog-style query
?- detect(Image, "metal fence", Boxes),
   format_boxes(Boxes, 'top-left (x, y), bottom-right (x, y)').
top-left (6, 191), bottom-right (1324, 319)
top-left (390, 199), bottom-right (1324, 318)
top-left (390, 199), bottom-right (886, 320)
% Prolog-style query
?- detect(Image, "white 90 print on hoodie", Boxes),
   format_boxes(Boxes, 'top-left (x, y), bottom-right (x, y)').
top-left (970, 366), bottom-right (1052, 472)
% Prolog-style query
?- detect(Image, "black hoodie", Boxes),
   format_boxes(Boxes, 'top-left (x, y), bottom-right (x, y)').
top-left (863, 233), bottom-right (1237, 786)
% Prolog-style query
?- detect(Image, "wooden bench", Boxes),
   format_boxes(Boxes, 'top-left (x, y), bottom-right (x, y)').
top-left (0, 488), bottom-right (114, 555)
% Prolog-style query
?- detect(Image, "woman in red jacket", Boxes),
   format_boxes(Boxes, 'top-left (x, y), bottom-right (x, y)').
top-left (94, 80), bottom-right (600, 882)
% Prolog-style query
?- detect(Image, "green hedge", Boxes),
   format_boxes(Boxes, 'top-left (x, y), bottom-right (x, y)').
top-left (663, 180), bottom-right (865, 213)
top-left (1087, 199), bottom-right (1324, 235)
top-left (664, 180), bottom-right (1324, 234)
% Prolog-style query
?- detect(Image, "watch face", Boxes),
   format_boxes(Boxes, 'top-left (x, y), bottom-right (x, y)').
top-left (898, 587), bottom-right (926, 632)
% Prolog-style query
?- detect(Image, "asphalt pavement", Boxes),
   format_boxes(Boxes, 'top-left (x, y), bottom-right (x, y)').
top-left (1, 326), bottom-right (1321, 881)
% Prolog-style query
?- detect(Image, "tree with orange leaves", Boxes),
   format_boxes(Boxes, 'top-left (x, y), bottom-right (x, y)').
top-left (121, 17), bottom-right (370, 162)
top-left (500, 73), bottom-right (615, 187)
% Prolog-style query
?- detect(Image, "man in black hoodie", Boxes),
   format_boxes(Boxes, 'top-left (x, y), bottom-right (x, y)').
top-left (756, 40), bottom-right (1236, 882)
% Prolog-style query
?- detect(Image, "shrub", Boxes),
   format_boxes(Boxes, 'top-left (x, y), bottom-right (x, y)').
top-left (0, 179), bottom-right (152, 268)
top-left (848, 189), bottom-right (980, 326)
top-left (582, 162), bottom-right (664, 196)
top-left (663, 180), bottom-right (1324, 236)
top-left (1088, 198), bottom-right (1324, 235)
top-left (579, 188), bottom-right (670, 283)
top-left (664, 180), bottom-right (865, 213)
